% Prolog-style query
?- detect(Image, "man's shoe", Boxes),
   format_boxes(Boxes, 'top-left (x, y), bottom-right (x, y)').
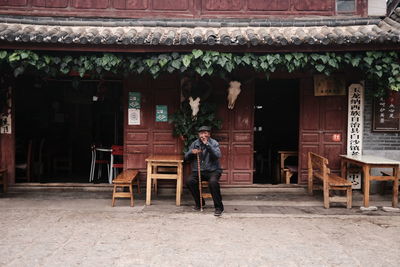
top-left (214, 209), bottom-right (224, 216)
top-left (192, 206), bottom-right (201, 211)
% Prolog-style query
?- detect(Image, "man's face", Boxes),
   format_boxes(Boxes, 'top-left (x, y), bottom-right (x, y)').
top-left (198, 130), bottom-right (210, 140)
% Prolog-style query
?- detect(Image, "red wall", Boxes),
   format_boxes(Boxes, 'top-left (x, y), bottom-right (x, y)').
top-left (0, 0), bottom-right (367, 18)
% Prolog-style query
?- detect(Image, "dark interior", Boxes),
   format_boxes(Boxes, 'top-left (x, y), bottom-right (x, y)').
top-left (15, 76), bottom-right (123, 183)
top-left (253, 79), bottom-right (299, 184)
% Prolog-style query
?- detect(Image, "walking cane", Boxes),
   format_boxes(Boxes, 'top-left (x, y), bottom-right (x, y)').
top-left (196, 152), bottom-right (203, 212)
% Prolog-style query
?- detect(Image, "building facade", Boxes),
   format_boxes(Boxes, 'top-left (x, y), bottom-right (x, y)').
top-left (0, 0), bottom-right (399, 187)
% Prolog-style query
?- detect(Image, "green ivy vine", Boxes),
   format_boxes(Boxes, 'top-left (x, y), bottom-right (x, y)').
top-left (169, 101), bottom-right (222, 152)
top-left (0, 49), bottom-right (399, 94)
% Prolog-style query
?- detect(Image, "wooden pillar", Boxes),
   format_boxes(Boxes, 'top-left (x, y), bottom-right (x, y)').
top-left (0, 75), bottom-right (15, 184)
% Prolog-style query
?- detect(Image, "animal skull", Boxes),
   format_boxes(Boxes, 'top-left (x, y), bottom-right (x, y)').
top-left (227, 81), bottom-right (241, 109)
top-left (189, 96), bottom-right (201, 118)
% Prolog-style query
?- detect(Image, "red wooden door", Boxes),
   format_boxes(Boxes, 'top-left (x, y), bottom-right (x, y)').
top-left (298, 78), bottom-right (347, 183)
top-left (209, 78), bottom-right (254, 185)
top-left (124, 74), bottom-right (181, 183)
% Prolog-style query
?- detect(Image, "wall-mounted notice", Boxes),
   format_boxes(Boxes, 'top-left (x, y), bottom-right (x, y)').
top-left (372, 91), bottom-right (400, 132)
top-left (155, 105), bottom-right (168, 122)
top-left (129, 92), bottom-right (141, 109)
top-left (128, 92), bottom-right (141, 125)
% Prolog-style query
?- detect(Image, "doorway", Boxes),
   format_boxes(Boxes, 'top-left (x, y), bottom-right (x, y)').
top-left (253, 79), bottom-right (299, 184)
top-left (14, 76), bottom-right (123, 183)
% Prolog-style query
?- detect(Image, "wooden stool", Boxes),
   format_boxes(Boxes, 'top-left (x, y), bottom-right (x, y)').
top-left (0, 168), bottom-right (7, 193)
top-left (112, 169), bottom-right (139, 207)
top-left (201, 181), bottom-right (212, 199)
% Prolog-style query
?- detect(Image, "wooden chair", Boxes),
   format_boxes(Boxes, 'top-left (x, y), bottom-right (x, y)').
top-left (279, 151), bottom-right (298, 184)
top-left (15, 139), bottom-right (33, 182)
top-left (112, 169), bottom-right (139, 207)
top-left (308, 152), bottom-right (352, 209)
top-left (0, 168), bottom-right (7, 193)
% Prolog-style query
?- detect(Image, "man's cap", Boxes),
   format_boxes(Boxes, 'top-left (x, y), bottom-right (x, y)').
top-left (198, 126), bottom-right (211, 132)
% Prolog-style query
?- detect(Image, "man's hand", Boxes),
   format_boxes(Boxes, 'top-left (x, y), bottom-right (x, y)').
top-left (200, 136), bottom-right (209, 145)
top-left (191, 148), bottom-right (202, 154)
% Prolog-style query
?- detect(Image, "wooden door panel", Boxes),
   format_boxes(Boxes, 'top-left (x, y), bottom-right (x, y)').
top-left (219, 144), bottom-right (229, 170)
top-left (213, 132), bottom-right (229, 143)
top-left (153, 0), bottom-right (189, 10)
top-left (300, 144), bottom-right (319, 169)
top-left (233, 132), bottom-right (251, 142)
top-left (203, 0), bottom-right (243, 11)
top-left (126, 153), bottom-right (147, 169)
top-left (298, 77), bottom-right (347, 184)
top-left (232, 173), bottom-right (252, 183)
top-left (153, 132), bottom-right (175, 142)
top-left (153, 144), bottom-right (178, 154)
top-left (72, 0), bottom-right (108, 9)
top-left (214, 77), bottom-right (254, 185)
top-left (213, 90), bottom-right (231, 131)
top-left (322, 144), bottom-right (343, 170)
top-left (220, 172), bottom-right (229, 184)
top-left (113, 0), bottom-right (148, 10)
top-left (302, 96), bottom-right (320, 130)
top-left (232, 144), bottom-right (252, 170)
top-left (324, 97), bottom-right (345, 130)
top-left (294, 0), bottom-right (332, 11)
top-left (248, 0), bottom-right (289, 11)
top-left (126, 132), bottom-right (149, 141)
top-left (301, 132), bottom-right (319, 143)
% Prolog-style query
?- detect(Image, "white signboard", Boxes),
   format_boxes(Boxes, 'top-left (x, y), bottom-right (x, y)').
top-left (347, 83), bottom-right (364, 189)
top-left (128, 109), bottom-right (140, 125)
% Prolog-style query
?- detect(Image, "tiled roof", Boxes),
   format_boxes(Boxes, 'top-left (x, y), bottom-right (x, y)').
top-left (0, 15), bottom-right (399, 47)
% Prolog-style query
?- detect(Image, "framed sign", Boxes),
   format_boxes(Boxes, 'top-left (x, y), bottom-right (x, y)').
top-left (372, 91), bottom-right (400, 132)
top-left (314, 74), bottom-right (346, 96)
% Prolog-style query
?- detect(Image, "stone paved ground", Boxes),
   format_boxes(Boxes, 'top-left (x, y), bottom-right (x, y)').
top-left (1, 189), bottom-right (400, 267)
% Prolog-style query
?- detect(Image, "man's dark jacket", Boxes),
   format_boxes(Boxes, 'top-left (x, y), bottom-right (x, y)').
top-left (184, 138), bottom-right (221, 172)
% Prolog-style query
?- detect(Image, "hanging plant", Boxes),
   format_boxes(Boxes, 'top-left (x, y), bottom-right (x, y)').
top-left (0, 49), bottom-right (399, 95)
top-left (169, 101), bottom-right (222, 152)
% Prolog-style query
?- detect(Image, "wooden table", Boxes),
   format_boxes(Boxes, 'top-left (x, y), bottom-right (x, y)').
top-left (340, 154), bottom-right (400, 208)
top-left (145, 154), bottom-right (184, 206)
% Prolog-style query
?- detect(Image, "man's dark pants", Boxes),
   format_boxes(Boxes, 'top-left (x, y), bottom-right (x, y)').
top-left (186, 170), bottom-right (224, 210)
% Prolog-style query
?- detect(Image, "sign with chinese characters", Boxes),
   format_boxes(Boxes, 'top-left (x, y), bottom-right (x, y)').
top-left (155, 105), bottom-right (168, 122)
top-left (128, 109), bottom-right (140, 125)
top-left (128, 92), bottom-right (141, 109)
top-left (314, 74), bottom-right (346, 96)
top-left (347, 83), bottom-right (364, 189)
top-left (128, 92), bottom-right (141, 125)
top-left (372, 91), bottom-right (400, 132)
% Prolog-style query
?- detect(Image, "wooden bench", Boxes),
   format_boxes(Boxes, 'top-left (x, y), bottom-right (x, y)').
top-left (0, 168), bottom-right (7, 193)
top-left (308, 152), bottom-right (352, 209)
top-left (111, 169), bottom-right (139, 207)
